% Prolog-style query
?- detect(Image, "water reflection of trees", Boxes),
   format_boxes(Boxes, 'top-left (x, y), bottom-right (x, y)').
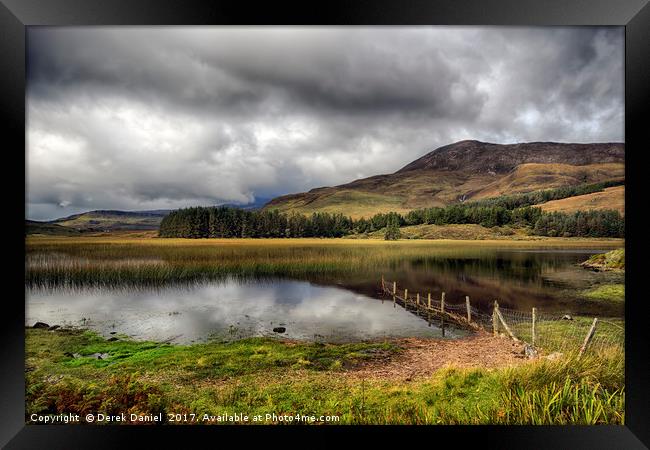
top-left (306, 251), bottom-right (621, 316)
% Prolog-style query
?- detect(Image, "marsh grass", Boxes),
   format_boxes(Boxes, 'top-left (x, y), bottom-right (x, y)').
top-left (26, 236), bottom-right (622, 289)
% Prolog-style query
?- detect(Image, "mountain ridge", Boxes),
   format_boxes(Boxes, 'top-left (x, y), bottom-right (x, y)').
top-left (264, 140), bottom-right (624, 218)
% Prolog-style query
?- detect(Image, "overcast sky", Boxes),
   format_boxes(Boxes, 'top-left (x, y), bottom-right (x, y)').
top-left (26, 26), bottom-right (624, 221)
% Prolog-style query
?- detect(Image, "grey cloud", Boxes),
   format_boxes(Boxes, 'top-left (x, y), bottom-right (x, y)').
top-left (26, 27), bottom-right (624, 220)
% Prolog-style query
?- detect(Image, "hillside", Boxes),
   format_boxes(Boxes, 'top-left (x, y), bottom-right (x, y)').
top-left (48, 210), bottom-right (171, 232)
top-left (264, 140), bottom-right (624, 219)
top-left (538, 186), bottom-right (625, 215)
top-left (26, 220), bottom-right (81, 236)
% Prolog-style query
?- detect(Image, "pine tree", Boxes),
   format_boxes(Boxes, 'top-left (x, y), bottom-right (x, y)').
top-left (384, 215), bottom-right (401, 240)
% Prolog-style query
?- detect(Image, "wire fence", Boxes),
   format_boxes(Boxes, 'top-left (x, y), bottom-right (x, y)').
top-left (381, 278), bottom-right (624, 358)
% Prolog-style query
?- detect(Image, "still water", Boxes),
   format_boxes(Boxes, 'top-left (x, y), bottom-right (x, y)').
top-left (27, 280), bottom-right (462, 344)
top-left (26, 246), bottom-right (623, 343)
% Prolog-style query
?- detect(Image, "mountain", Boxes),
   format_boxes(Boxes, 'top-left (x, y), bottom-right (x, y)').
top-left (26, 220), bottom-right (82, 236)
top-left (43, 209), bottom-right (172, 232)
top-left (264, 140), bottom-right (625, 219)
top-left (397, 140), bottom-right (623, 173)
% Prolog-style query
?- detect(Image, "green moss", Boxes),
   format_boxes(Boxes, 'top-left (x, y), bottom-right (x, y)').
top-left (582, 284), bottom-right (625, 302)
top-left (582, 249), bottom-right (625, 270)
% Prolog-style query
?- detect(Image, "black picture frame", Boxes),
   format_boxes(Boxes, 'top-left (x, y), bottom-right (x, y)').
top-left (2, 0), bottom-right (648, 447)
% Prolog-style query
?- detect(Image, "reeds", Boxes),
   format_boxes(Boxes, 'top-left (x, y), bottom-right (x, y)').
top-left (25, 236), bottom-right (621, 289)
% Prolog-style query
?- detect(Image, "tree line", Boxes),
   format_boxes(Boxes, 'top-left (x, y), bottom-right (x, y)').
top-left (466, 179), bottom-right (624, 210)
top-left (159, 180), bottom-right (625, 239)
top-left (159, 206), bottom-right (354, 238)
top-left (159, 203), bottom-right (623, 239)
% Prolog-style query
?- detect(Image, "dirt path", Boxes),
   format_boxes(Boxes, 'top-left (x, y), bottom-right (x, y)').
top-left (347, 331), bottom-right (528, 381)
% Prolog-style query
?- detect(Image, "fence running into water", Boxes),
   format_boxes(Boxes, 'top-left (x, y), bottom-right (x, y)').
top-left (380, 277), bottom-right (624, 357)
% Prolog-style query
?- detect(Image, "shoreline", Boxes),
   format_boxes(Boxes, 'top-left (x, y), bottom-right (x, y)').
top-left (26, 233), bottom-right (624, 246)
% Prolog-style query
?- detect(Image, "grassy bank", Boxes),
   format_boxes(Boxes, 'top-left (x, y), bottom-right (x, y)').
top-left (581, 284), bottom-right (625, 303)
top-left (26, 236), bottom-right (623, 288)
top-left (581, 248), bottom-right (625, 271)
top-left (26, 328), bottom-right (624, 425)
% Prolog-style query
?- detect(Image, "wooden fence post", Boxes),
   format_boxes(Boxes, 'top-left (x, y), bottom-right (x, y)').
top-left (579, 318), bottom-right (599, 357)
top-left (495, 306), bottom-right (520, 343)
top-left (493, 301), bottom-right (498, 336)
top-left (428, 293), bottom-right (431, 309)
top-left (427, 293), bottom-right (432, 326)
top-left (393, 282), bottom-right (396, 308)
top-left (404, 289), bottom-right (408, 303)
top-left (532, 307), bottom-right (537, 347)
top-left (466, 296), bottom-right (471, 323)
top-left (416, 293), bottom-right (420, 306)
top-left (441, 292), bottom-right (446, 337)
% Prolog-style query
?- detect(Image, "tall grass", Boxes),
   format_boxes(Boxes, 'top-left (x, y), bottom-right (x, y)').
top-left (26, 236), bottom-right (622, 289)
top-left (501, 377), bottom-right (624, 425)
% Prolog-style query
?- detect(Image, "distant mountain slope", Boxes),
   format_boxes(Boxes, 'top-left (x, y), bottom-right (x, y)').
top-left (264, 140), bottom-right (624, 219)
top-left (539, 186), bottom-right (625, 215)
top-left (26, 220), bottom-right (82, 236)
top-left (397, 140), bottom-right (624, 173)
top-left (49, 209), bottom-right (171, 232)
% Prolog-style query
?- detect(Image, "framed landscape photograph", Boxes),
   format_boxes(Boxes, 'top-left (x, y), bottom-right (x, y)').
top-left (2, 0), bottom-right (649, 447)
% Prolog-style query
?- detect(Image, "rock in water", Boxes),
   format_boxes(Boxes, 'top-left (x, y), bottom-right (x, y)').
top-left (273, 327), bottom-right (286, 333)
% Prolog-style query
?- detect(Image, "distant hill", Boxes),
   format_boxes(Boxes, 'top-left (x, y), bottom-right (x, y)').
top-left (27, 198), bottom-right (273, 235)
top-left (46, 209), bottom-right (171, 232)
top-left (397, 140), bottom-right (623, 173)
top-left (539, 185), bottom-right (625, 215)
top-left (26, 220), bottom-right (82, 236)
top-left (264, 140), bottom-right (624, 218)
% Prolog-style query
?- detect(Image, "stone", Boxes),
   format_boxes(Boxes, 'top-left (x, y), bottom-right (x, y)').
top-left (273, 327), bottom-right (286, 333)
top-left (32, 322), bottom-right (50, 329)
top-left (523, 344), bottom-right (538, 359)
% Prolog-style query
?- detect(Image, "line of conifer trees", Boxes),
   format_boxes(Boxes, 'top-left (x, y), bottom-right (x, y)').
top-left (467, 179), bottom-right (624, 210)
top-left (159, 206), bottom-right (354, 238)
top-left (159, 203), bottom-right (623, 239)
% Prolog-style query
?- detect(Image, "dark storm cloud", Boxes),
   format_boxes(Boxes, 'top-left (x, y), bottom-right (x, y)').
top-left (26, 27), bottom-right (624, 220)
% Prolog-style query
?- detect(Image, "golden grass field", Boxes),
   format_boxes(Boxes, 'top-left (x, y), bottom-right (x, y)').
top-left (264, 162), bottom-right (625, 218)
top-left (539, 185), bottom-right (625, 215)
top-left (470, 163), bottom-right (625, 200)
top-left (26, 233), bottom-right (625, 247)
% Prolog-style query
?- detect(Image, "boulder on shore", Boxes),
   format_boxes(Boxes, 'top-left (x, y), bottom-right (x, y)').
top-left (32, 322), bottom-right (50, 329)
